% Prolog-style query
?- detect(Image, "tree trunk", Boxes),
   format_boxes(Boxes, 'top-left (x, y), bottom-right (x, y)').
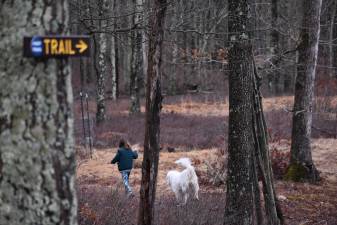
top-left (137, 0), bottom-right (167, 224)
top-left (168, 3), bottom-right (179, 95)
top-left (129, 0), bottom-right (144, 114)
top-left (94, 0), bottom-right (109, 124)
top-left (224, 44), bottom-right (255, 225)
top-left (328, 0), bottom-right (337, 78)
top-left (0, 1), bottom-right (77, 225)
top-left (224, 1), bottom-right (282, 224)
top-left (270, 0), bottom-right (283, 95)
top-left (282, 0), bottom-right (294, 93)
top-left (224, 1), bottom-right (256, 224)
top-left (85, 0), bottom-right (94, 85)
top-left (110, 33), bottom-right (119, 100)
top-left (169, 36), bottom-right (178, 95)
top-left (287, 0), bottom-right (322, 183)
top-left (110, 0), bottom-right (119, 100)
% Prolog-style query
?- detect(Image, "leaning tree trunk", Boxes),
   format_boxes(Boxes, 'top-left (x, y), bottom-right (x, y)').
top-left (137, 0), bottom-right (167, 224)
top-left (129, 0), bottom-right (144, 114)
top-left (0, 1), bottom-right (77, 225)
top-left (286, 0), bottom-right (322, 183)
top-left (224, 0), bottom-right (283, 224)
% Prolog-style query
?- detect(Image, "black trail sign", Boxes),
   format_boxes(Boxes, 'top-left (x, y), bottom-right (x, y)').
top-left (23, 36), bottom-right (91, 58)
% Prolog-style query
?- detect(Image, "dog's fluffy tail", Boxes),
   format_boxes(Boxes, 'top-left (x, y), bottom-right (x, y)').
top-left (175, 157), bottom-right (192, 168)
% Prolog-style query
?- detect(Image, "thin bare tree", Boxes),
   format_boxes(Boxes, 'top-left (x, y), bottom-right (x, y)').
top-left (138, 0), bottom-right (167, 224)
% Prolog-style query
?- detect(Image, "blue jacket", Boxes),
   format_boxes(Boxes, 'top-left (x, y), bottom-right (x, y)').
top-left (111, 147), bottom-right (138, 171)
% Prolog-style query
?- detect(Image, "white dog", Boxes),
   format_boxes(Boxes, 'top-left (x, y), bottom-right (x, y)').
top-left (166, 158), bottom-right (199, 205)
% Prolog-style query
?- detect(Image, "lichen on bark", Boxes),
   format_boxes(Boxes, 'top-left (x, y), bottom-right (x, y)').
top-left (0, 1), bottom-right (77, 225)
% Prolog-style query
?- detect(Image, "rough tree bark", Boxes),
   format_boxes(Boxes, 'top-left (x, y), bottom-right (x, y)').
top-left (94, 0), bottom-right (109, 124)
top-left (129, 0), bottom-right (144, 114)
top-left (286, 0), bottom-right (322, 182)
top-left (0, 1), bottom-right (77, 225)
top-left (137, 0), bottom-right (167, 224)
top-left (224, 0), bottom-right (283, 224)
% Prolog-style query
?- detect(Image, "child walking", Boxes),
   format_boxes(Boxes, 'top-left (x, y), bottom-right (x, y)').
top-left (111, 139), bottom-right (138, 197)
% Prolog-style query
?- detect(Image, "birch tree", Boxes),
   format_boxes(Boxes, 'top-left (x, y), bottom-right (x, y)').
top-left (111, 0), bottom-right (119, 100)
top-left (0, 1), bottom-right (77, 225)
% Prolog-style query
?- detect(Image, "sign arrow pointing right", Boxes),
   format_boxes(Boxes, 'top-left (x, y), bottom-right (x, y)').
top-left (76, 40), bottom-right (88, 53)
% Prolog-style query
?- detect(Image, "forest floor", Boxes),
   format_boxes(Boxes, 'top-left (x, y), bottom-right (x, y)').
top-left (75, 94), bottom-right (337, 225)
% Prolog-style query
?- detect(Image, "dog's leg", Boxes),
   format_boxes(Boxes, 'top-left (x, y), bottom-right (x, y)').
top-left (194, 191), bottom-right (199, 200)
top-left (190, 183), bottom-right (199, 200)
top-left (194, 186), bottom-right (199, 200)
top-left (182, 193), bottom-right (188, 205)
top-left (175, 191), bottom-right (181, 206)
top-left (174, 192), bottom-right (180, 204)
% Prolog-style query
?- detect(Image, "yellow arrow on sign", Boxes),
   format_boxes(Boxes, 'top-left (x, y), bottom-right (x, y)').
top-left (76, 40), bottom-right (88, 53)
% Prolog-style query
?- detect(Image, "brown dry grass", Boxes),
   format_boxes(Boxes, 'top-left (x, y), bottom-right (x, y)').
top-left (76, 94), bottom-right (337, 225)
top-left (77, 148), bottom-right (220, 195)
top-left (77, 138), bottom-right (337, 225)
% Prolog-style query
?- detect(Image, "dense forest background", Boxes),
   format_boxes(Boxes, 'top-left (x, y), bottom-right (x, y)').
top-left (1, 0), bottom-right (336, 224)
top-left (69, 0), bottom-right (336, 146)
top-left (70, 0), bottom-right (337, 97)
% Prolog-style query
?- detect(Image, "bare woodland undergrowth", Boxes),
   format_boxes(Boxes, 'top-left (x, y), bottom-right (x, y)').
top-left (75, 93), bottom-right (337, 225)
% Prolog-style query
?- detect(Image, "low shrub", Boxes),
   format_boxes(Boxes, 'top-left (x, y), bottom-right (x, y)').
top-left (204, 147), bottom-right (227, 187)
top-left (271, 149), bottom-right (290, 180)
top-left (77, 184), bottom-right (226, 225)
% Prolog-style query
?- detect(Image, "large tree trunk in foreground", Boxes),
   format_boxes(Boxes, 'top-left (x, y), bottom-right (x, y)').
top-left (0, 1), bottom-right (77, 225)
top-left (138, 0), bottom-right (167, 224)
top-left (286, 0), bottom-right (322, 183)
top-left (224, 0), bottom-right (283, 224)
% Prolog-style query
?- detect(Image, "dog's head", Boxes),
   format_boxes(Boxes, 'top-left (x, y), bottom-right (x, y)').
top-left (175, 158), bottom-right (192, 168)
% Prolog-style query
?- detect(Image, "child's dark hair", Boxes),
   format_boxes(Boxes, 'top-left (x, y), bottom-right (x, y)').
top-left (119, 139), bottom-right (126, 148)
